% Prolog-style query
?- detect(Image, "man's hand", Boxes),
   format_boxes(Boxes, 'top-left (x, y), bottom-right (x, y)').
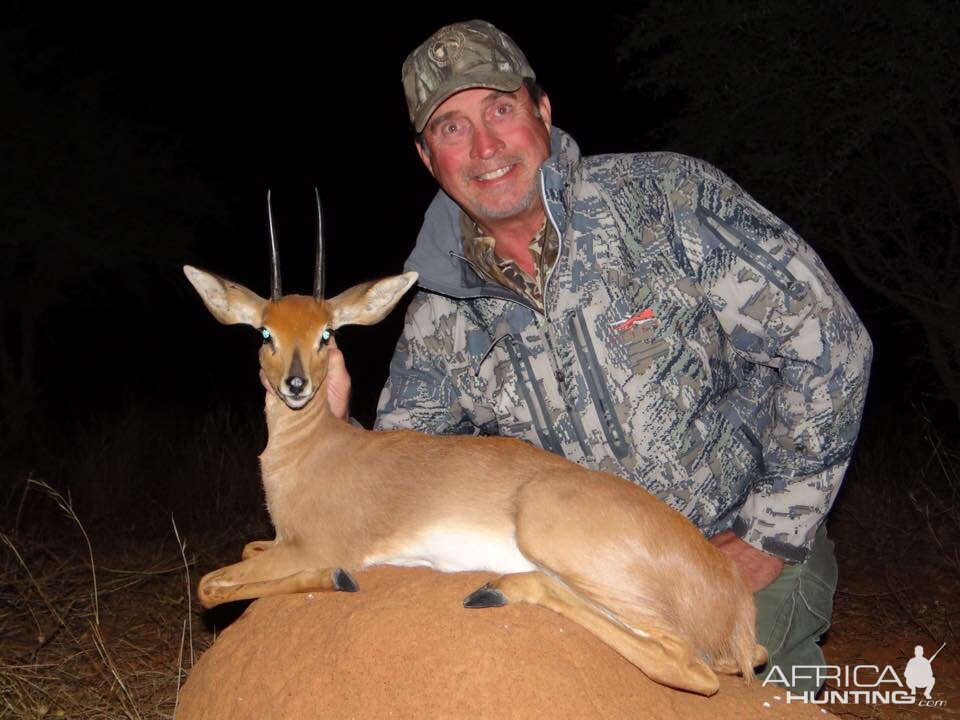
top-left (324, 336), bottom-right (351, 421)
top-left (257, 336), bottom-right (352, 421)
top-left (709, 530), bottom-right (784, 592)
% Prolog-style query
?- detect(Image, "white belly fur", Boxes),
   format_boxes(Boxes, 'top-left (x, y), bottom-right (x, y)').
top-left (362, 525), bottom-right (537, 575)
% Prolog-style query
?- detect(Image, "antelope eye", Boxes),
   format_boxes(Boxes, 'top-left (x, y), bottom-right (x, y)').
top-left (318, 328), bottom-right (332, 348)
top-left (259, 327), bottom-right (273, 345)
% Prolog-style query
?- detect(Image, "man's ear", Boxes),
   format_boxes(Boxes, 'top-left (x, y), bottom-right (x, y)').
top-left (415, 139), bottom-right (436, 178)
top-left (537, 92), bottom-right (552, 131)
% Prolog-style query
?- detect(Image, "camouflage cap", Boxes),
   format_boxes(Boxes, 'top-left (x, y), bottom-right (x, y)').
top-left (402, 20), bottom-right (536, 133)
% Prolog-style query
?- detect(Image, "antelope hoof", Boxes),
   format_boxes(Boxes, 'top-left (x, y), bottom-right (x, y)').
top-left (463, 584), bottom-right (507, 608)
top-left (333, 568), bottom-right (358, 592)
top-left (754, 644), bottom-right (769, 668)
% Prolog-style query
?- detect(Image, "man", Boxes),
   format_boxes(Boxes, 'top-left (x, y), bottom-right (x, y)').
top-left (331, 19), bottom-right (872, 691)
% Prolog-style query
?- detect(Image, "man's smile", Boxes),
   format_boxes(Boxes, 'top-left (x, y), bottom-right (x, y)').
top-left (474, 164), bottom-right (518, 182)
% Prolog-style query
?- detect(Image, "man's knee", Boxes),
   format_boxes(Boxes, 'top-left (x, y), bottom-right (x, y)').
top-left (753, 524), bottom-right (838, 693)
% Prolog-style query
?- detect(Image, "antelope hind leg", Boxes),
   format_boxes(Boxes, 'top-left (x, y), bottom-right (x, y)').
top-left (465, 571), bottom-right (720, 697)
top-left (711, 644), bottom-right (768, 676)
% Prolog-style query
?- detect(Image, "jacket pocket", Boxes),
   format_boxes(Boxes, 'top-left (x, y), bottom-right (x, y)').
top-left (568, 308), bottom-right (632, 461)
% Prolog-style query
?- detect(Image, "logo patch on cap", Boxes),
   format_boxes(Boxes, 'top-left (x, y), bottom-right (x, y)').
top-left (428, 30), bottom-right (465, 67)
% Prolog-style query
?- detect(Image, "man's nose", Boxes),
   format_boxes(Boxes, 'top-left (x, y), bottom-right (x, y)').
top-left (471, 125), bottom-right (504, 159)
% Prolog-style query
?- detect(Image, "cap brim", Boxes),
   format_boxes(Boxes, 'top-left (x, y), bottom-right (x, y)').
top-left (414, 72), bottom-right (524, 133)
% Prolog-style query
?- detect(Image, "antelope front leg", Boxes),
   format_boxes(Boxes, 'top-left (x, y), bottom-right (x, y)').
top-left (198, 547), bottom-right (358, 608)
top-left (464, 571), bottom-right (720, 697)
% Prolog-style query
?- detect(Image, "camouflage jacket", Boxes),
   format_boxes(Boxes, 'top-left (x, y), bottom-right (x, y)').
top-left (375, 128), bottom-right (872, 563)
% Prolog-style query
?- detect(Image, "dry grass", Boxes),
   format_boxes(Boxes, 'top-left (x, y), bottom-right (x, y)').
top-left (0, 403), bottom-right (267, 720)
top-left (824, 412), bottom-right (960, 719)
top-left (0, 479), bottom-right (209, 720)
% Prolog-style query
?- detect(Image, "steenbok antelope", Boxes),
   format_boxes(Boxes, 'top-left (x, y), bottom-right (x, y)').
top-left (183, 192), bottom-right (766, 696)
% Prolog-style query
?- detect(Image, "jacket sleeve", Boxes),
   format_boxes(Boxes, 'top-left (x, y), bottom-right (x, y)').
top-left (374, 291), bottom-right (485, 435)
top-left (668, 158), bottom-right (873, 563)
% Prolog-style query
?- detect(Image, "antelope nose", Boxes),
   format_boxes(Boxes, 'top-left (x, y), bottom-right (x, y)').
top-left (285, 375), bottom-right (307, 394)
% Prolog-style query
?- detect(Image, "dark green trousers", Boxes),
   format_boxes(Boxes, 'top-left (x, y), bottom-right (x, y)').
top-left (753, 524), bottom-right (837, 693)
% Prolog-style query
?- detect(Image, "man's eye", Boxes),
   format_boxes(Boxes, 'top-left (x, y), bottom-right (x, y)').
top-left (494, 103), bottom-right (512, 116)
top-left (441, 122), bottom-right (460, 136)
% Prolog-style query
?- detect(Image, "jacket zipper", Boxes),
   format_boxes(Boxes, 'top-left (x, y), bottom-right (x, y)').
top-left (539, 170), bottom-right (565, 324)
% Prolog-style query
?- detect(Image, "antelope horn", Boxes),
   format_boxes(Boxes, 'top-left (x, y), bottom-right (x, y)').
top-left (313, 187), bottom-right (325, 301)
top-left (267, 190), bottom-right (282, 301)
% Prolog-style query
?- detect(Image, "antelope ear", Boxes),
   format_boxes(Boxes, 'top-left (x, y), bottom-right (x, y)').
top-left (183, 265), bottom-right (266, 328)
top-left (327, 271), bottom-right (418, 329)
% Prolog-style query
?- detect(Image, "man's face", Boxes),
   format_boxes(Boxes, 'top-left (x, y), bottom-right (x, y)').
top-left (416, 86), bottom-right (552, 227)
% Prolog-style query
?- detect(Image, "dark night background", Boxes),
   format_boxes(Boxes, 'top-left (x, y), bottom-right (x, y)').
top-left (3, 2), bottom-right (958, 518)
top-left (2, 4), bottom-right (669, 436)
top-left (2, 3), bottom-right (676, 456)
top-left (2, 2), bottom-right (959, 715)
